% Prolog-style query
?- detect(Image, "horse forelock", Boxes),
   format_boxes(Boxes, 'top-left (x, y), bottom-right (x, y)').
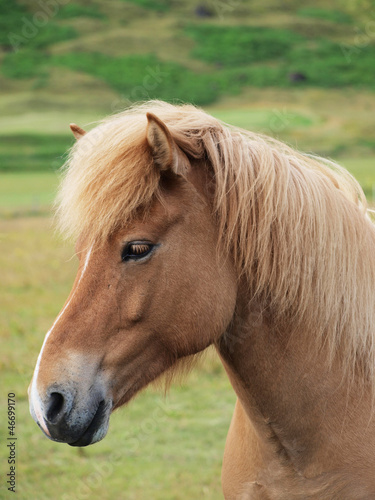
top-left (56, 100), bottom-right (375, 387)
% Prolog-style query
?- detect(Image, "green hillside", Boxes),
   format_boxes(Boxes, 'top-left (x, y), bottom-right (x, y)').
top-left (1, 0), bottom-right (375, 171)
top-left (2, 0), bottom-right (375, 103)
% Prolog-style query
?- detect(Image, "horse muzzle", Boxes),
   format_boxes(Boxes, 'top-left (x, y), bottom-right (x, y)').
top-left (29, 383), bottom-right (113, 447)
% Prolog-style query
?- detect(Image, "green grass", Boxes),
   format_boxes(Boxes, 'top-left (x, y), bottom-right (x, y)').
top-left (297, 7), bottom-right (353, 24)
top-left (210, 108), bottom-right (315, 131)
top-left (185, 24), bottom-right (375, 90)
top-left (0, 172), bottom-right (59, 216)
top-left (6, 25), bottom-right (77, 52)
top-left (341, 157), bottom-right (375, 200)
top-left (123, 0), bottom-right (171, 12)
top-left (186, 25), bottom-right (303, 66)
top-left (0, 135), bottom-right (73, 172)
top-left (57, 3), bottom-right (105, 20)
top-left (1, 50), bottom-right (47, 80)
top-left (1, 0), bottom-right (77, 51)
top-left (51, 52), bottom-right (221, 105)
top-left (0, 0), bottom-right (27, 45)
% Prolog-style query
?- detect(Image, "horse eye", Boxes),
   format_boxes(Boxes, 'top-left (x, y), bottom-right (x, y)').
top-left (122, 242), bottom-right (154, 262)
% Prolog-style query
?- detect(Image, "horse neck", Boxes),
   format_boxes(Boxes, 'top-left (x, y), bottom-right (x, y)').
top-left (216, 289), bottom-right (375, 494)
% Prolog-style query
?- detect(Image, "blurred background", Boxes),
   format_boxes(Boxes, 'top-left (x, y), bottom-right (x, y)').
top-left (1, 0), bottom-right (375, 498)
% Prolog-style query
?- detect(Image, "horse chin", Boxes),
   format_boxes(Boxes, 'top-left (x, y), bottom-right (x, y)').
top-left (30, 396), bottom-right (113, 447)
top-left (68, 399), bottom-right (113, 447)
top-left (68, 423), bottom-right (108, 447)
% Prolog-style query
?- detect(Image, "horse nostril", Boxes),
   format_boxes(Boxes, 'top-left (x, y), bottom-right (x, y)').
top-left (46, 392), bottom-right (65, 424)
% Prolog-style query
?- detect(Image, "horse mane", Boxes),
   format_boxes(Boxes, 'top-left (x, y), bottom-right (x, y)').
top-left (56, 100), bottom-right (375, 384)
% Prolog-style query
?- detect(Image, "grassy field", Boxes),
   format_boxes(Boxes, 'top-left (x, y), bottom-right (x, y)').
top-left (0, 172), bottom-right (59, 217)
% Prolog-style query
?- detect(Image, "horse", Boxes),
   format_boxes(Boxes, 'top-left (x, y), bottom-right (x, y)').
top-left (29, 100), bottom-right (375, 499)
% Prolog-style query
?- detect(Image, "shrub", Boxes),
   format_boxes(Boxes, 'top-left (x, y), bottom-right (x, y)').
top-left (51, 52), bottom-right (220, 105)
top-left (57, 3), bottom-right (104, 20)
top-left (286, 39), bottom-right (375, 88)
top-left (121, 0), bottom-right (170, 12)
top-left (186, 25), bottom-right (304, 66)
top-left (2, 50), bottom-right (46, 79)
top-left (0, 134), bottom-right (73, 172)
top-left (2, 1), bottom-right (77, 51)
top-left (0, 0), bottom-right (28, 47)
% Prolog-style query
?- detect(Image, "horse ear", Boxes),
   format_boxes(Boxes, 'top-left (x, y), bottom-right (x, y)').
top-left (70, 123), bottom-right (87, 140)
top-left (146, 112), bottom-right (189, 176)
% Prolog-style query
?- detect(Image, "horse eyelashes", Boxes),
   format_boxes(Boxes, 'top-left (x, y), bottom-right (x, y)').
top-left (122, 242), bottom-right (154, 261)
top-left (130, 244), bottom-right (150, 254)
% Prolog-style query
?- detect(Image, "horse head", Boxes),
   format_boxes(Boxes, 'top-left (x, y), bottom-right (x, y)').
top-left (29, 111), bottom-right (237, 446)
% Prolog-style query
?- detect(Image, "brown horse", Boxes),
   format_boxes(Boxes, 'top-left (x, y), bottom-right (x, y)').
top-left (29, 101), bottom-right (375, 499)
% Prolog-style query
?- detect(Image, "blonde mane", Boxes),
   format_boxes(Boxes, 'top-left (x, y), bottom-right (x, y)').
top-left (56, 100), bottom-right (375, 382)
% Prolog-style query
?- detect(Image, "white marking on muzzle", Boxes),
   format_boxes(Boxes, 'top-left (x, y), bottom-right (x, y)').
top-left (30, 245), bottom-right (93, 435)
